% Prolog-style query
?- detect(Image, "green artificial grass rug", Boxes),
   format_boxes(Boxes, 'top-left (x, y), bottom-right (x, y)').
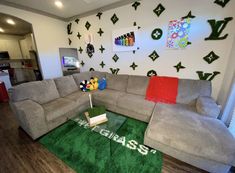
top-left (39, 112), bottom-right (162, 173)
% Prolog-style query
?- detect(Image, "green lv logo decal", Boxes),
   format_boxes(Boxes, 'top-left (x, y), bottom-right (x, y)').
top-left (110, 68), bottom-right (120, 74)
top-left (196, 71), bottom-right (220, 81)
top-left (205, 17), bottom-right (233, 40)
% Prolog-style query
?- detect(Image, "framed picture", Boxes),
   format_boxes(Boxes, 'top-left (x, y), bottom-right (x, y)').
top-left (112, 26), bottom-right (138, 52)
top-left (166, 18), bottom-right (191, 49)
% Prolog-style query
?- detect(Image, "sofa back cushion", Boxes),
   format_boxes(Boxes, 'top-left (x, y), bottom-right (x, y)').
top-left (11, 79), bottom-right (60, 104)
top-left (106, 73), bottom-right (129, 92)
top-left (126, 75), bottom-right (149, 96)
top-left (91, 71), bottom-right (107, 79)
top-left (72, 72), bottom-right (92, 86)
top-left (54, 76), bottom-right (78, 97)
top-left (176, 79), bottom-right (211, 105)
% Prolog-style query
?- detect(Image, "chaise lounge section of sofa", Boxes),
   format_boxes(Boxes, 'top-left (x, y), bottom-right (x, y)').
top-left (9, 71), bottom-right (235, 173)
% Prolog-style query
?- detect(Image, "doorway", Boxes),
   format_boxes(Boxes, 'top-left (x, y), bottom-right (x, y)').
top-left (0, 13), bottom-right (42, 89)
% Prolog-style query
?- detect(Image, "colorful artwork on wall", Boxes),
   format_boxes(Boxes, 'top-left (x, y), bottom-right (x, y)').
top-left (166, 18), bottom-right (191, 49)
top-left (112, 26), bottom-right (138, 52)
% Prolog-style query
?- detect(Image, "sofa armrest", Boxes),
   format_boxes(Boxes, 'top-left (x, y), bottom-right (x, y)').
top-left (196, 96), bottom-right (220, 118)
top-left (11, 99), bottom-right (48, 140)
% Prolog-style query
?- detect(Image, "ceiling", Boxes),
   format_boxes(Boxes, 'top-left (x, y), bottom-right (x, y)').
top-left (0, 0), bottom-right (134, 21)
top-left (0, 13), bottom-right (32, 36)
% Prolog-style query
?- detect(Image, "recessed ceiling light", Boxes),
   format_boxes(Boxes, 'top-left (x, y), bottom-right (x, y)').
top-left (0, 27), bottom-right (4, 32)
top-left (55, 1), bottom-right (63, 8)
top-left (6, 19), bottom-right (15, 25)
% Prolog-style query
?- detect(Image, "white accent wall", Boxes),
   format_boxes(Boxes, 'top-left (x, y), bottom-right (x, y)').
top-left (68, 0), bottom-right (235, 100)
top-left (0, 4), bottom-right (67, 79)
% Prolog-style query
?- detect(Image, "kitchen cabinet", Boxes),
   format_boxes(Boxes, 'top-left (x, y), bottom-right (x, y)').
top-left (0, 39), bottom-right (22, 59)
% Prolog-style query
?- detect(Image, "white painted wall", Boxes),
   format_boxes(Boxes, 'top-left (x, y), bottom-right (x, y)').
top-left (218, 36), bottom-right (235, 122)
top-left (0, 4), bottom-right (67, 79)
top-left (69, 0), bottom-right (235, 100)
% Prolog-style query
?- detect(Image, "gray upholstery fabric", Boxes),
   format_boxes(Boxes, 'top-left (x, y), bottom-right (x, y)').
top-left (54, 76), bottom-right (78, 97)
top-left (106, 73), bottom-right (129, 92)
top-left (196, 96), bottom-right (220, 118)
top-left (92, 89), bottom-right (125, 107)
top-left (72, 72), bottom-right (92, 86)
top-left (11, 79), bottom-right (60, 104)
top-left (47, 101), bottom-right (90, 131)
top-left (145, 103), bottom-right (235, 165)
top-left (11, 100), bottom-right (48, 140)
top-left (64, 91), bottom-right (90, 107)
top-left (42, 98), bottom-right (77, 121)
top-left (117, 93), bottom-right (155, 120)
top-left (177, 79), bottom-right (211, 105)
top-left (144, 133), bottom-right (231, 173)
top-left (115, 107), bottom-right (151, 123)
top-left (91, 71), bottom-right (107, 79)
top-left (126, 75), bottom-right (149, 96)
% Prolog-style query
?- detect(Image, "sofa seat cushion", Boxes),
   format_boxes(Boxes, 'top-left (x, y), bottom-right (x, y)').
top-left (43, 98), bottom-right (77, 121)
top-left (12, 79), bottom-right (60, 104)
top-left (126, 75), bottom-right (149, 96)
top-left (145, 103), bottom-right (235, 165)
top-left (73, 72), bottom-right (92, 86)
top-left (64, 91), bottom-right (90, 106)
top-left (177, 79), bottom-right (211, 105)
top-left (117, 94), bottom-right (155, 118)
top-left (106, 73), bottom-right (129, 92)
top-left (54, 76), bottom-right (78, 97)
top-left (92, 89), bottom-right (125, 106)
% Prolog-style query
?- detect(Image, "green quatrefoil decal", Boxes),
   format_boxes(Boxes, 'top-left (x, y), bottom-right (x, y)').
top-left (182, 11), bottom-right (195, 19)
top-left (147, 70), bottom-right (157, 77)
top-left (89, 68), bottom-right (95, 71)
top-left (132, 1), bottom-right (141, 10)
top-left (80, 61), bottom-right (85, 67)
top-left (149, 50), bottom-right (159, 61)
top-left (78, 47), bottom-right (83, 54)
top-left (96, 12), bottom-right (102, 20)
top-left (67, 23), bottom-right (73, 35)
top-left (151, 28), bottom-right (163, 40)
top-left (97, 28), bottom-right (104, 36)
top-left (99, 45), bottom-right (105, 53)
top-left (111, 14), bottom-right (119, 25)
top-left (112, 54), bottom-right (119, 63)
top-left (174, 62), bottom-right (185, 72)
top-left (75, 18), bottom-right (79, 24)
top-left (203, 51), bottom-right (220, 64)
top-left (77, 32), bottom-right (82, 39)
top-left (153, 4), bottom-right (165, 17)
top-left (214, 0), bottom-right (230, 8)
top-left (85, 21), bottom-right (91, 30)
top-left (100, 61), bottom-right (105, 68)
top-left (130, 62), bottom-right (138, 70)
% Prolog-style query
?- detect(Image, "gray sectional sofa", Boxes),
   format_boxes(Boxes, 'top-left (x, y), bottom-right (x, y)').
top-left (9, 71), bottom-right (235, 173)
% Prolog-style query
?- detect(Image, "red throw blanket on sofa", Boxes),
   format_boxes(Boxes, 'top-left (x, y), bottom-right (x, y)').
top-left (145, 76), bottom-right (179, 104)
